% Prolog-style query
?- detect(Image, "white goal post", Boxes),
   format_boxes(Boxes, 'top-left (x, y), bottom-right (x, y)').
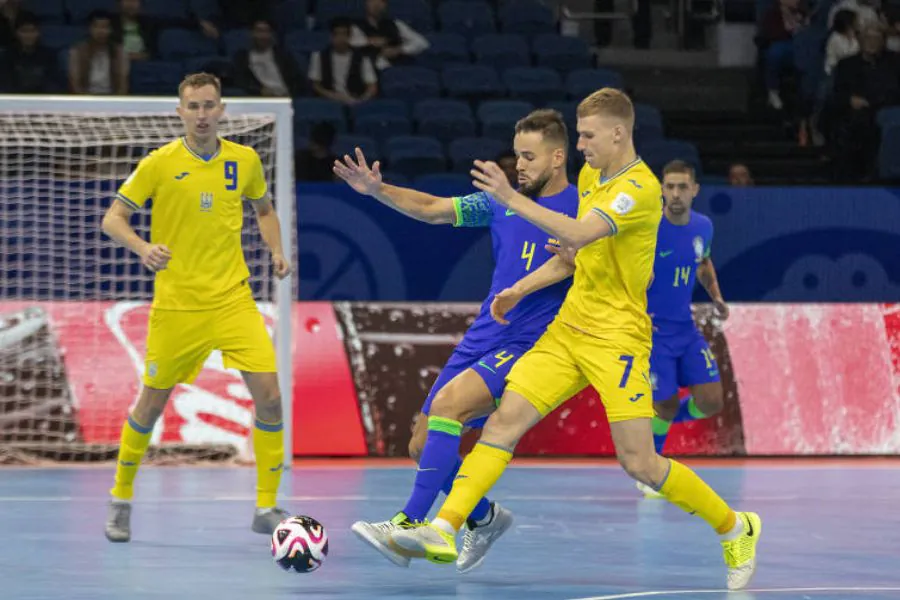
top-left (0, 95), bottom-right (295, 466)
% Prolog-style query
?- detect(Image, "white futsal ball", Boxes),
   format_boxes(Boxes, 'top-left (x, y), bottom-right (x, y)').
top-left (270, 515), bottom-right (329, 573)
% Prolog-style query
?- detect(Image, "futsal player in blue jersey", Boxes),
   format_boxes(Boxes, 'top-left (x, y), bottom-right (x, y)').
top-left (333, 109), bottom-right (579, 572)
top-left (637, 159), bottom-right (729, 496)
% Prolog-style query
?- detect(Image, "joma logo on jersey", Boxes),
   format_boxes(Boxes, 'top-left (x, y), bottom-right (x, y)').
top-left (200, 192), bottom-right (213, 212)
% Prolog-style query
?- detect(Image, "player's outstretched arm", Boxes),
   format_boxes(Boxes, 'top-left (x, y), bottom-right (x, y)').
top-left (471, 160), bottom-right (611, 249)
top-left (334, 148), bottom-right (456, 224)
top-left (491, 255), bottom-right (575, 325)
top-left (101, 200), bottom-right (171, 272)
top-left (251, 197), bottom-right (291, 279)
top-left (698, 258), bottom-right (728, 319)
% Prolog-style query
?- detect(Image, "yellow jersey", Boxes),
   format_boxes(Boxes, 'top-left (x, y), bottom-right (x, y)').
top-left (557, 158), bottom-right (662, 348)
top-left (116, 137), bottom-right (268, 310)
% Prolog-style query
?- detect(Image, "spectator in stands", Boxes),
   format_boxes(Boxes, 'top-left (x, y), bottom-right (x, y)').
top-left (0, 0), bottom-right (21, 49)
top-left (885, 6), bottom-right (900, 51)
top-left (233, 19), bottom-right (303, 97)
top-left (309, 18), bottom-right (378, 106)
top-left (496, 150), bottom-right (518, 188)
top-left (295, 122), bottom-right (337, 182)
top-left (828, 0), bottom-right (881, 30)
top-left (825, 10), bottom-right (860, 77)
top-left (728, 163), bottom-right (755, 186)
top-left (350, 0), bottom-right (429, 69)
top-left (68, 10), bottom-right (129, 95)
top-left (112, 0), bottom-right (156, 62)
top-left (760, 0), bottom-right (809, 110)
top-left (196, 0), bottom-right (273, 41)
top-left (832, 27), bottom-right (900, 180)
top-left (2, 12), bottom-right (60, 93)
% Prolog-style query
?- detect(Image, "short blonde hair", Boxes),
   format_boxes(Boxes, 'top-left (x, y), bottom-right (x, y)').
top-left (576, 88), bottom-right (634, 127)
top-left (178, 72), bottom-right (222, 99)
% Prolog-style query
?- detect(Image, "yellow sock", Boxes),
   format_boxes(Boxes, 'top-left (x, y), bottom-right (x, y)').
top-left (254, 418), bottom-right (284, 509)
top-left (110, 414), bottom-right (153, 501)
top-left (659, 459), bottom-right (737, 534)
top-left (437, 442), bottom-right (512, 530)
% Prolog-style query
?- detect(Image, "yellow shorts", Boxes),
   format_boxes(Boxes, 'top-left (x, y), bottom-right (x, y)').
top-left (143, 286), bottom-right (276, 389)
top-left (506, 320), bottom-right (654, 423)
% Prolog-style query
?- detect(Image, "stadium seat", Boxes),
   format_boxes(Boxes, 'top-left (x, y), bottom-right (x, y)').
top-left (471, 34), bottom-right (531, 70)
top-left (412, 98), bottom-right (472, 121)
top-left (222, 29), bottom-right (252, 57)
top-left (877, 107), bottom-right (900, 129)
top-left (389, 0), bottom-right (434, 32)
top-left (565, 68), bottom-right (624, 98)
top-left (353, 114), bottom-right (413, 143)
top-left (414, 173), bottom-right (475, 195)
top-left (634, 103), bottom-right (665, 144)
top-left (183, 55), bottom-right (233, 80)
top-left (638, 139), bottom-right (702, 177)
top-left (139, 0), bottom-right (190, 22)
top-left (157, 28), bottom-right (218, 61)
top-left (38, 25), bottom-right (83, 52)
top-left (546, 100), bottom-right (577, 135)
top-left (413, 100), bottom-right (476, 142)
top-left (273, 0), bottom-right (310, 33)
top-left (878, 125), bottom-right (900, 180)
top-left (315, 0), bottom-right (365, 29)
top-left (22, 0), bottom-right (66, 23)
top-left (448, 137), bottom-right (508, 172)
top-left (438, 1), bottom-right (496, 37)
top-left (533, 34), bottom-right (593, 72)
top-left (333, 134), bottom-right (380, 161)
top-left (441, 65), bottom-right (504, 99)
top-left (292, 98), bottom-right (347, 136)
top-left (67, 0), bottom-right (116, 23)
top-left (380, 66), bottom-right (441, 100)
top-left (416, 33), bottom-right (471, 69)
top-left (478, 100), bottom-right (535, 140)
top-left (498, 0), bottom-right (557, 35)
top-left (188, 0), bottom-right (222, 20)
top-left (284, 30), bottom-right (330, 55)
top-left (352, 99), bottom-right (410, 121)
top-left (385, 135), bottom-right (446, 178)
top-left (503, 66), bottom-right (565, 104)
top-left (129, 60), bottom-right (184, 95)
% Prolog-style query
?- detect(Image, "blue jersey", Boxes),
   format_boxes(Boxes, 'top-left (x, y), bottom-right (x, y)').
top-left (452, 185), bottom-right (579, 353)
top-left (646, 210), bottom-right (714, 326)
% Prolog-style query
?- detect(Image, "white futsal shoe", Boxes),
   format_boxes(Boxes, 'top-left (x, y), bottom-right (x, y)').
top-left (456, 502), bottom-right (514, 574)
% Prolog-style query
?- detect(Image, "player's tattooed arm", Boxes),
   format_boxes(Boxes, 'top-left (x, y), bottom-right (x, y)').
top-left (334, 148), bottom-right (456, 224)
top-left (697, 258), bottom-right (728, 319)
top-left (101, 199), bottom-right (171, 272)
top-left (251, 196), bottom-right (291, 279)
top-left (471, 159), bottom-right (611, 248)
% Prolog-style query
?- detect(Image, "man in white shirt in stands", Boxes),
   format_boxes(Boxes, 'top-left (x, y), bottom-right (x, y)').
top-left (350, 0), bottom-right (429, 69)
top-left (309, 17), bottom-right (378, 106)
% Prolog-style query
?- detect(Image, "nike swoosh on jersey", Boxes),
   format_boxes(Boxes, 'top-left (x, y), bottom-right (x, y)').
top-left (505, 208), bottom-right (516, 216)
top-left (659, 250), bottom-right (673, 257)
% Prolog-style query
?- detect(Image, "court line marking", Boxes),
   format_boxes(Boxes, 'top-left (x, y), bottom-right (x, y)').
top-left (569, 587), bottom-right (900, 600)
top-left (0, 494), bottom-right (800, 503)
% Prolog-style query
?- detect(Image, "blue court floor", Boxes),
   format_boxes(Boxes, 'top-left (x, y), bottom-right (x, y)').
top-left (2, 460), bottom-right (900, 600)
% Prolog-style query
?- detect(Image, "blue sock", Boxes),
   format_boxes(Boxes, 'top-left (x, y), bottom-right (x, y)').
top-left (441, 456), bottom-right (492, 522)
top-left (651, 416), bottom-right (671, 454)
top-left (401, 417), bottom-right (465, 522)
top-left (673, 396), bottom-right (706, 424)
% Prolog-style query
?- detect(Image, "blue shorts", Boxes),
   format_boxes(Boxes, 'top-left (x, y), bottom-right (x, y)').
top-left (422, 341), bottom-right (533, 429)
top-left (650, 324), bottom-right (720, 402)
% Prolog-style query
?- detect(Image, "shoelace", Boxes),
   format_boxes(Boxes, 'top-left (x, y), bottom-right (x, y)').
top-left (461, 528), bottom-right (477, 553)
top-left (110, 505), bottom-right (129, 528)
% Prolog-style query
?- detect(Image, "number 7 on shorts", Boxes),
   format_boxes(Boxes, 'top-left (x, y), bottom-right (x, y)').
top-left (618, 355), bottom-right (633, 388)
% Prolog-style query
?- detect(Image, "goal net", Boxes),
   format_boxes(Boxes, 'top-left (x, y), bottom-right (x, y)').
top-left (0, 96), bottom-right (294, 465)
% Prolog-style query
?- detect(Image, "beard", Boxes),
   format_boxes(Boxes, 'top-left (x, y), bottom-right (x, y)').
top-left (518, 172), bottom-right (551, 199)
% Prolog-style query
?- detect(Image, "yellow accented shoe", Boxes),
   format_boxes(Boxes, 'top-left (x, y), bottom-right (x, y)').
top-left (635, 481), bottom-right (665, 499)
top-left (391, 522), bottom-right (458, 565)
top-left (721, 511), bottom-right (762, 590)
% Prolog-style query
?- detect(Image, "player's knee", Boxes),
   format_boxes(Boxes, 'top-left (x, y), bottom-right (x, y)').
top-left (654, 396), bottom-right (680, 422)
top-left (617, 449), bottom-right (661, 487)
top-left (695, 385), bottom-right (724, 416)
top-left (133, 386), bottom-right (172, 426)
top-left (430, 388), bottom-right (487, 425)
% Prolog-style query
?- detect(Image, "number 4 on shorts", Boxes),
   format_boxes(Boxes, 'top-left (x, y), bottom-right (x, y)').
top-left (617, 355), bottom-right (633, 388)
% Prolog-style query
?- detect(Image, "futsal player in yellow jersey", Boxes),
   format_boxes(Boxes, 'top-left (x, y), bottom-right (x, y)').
top-left (393, 89), bottom-right (762, 590)
top-left (100, 73), bottom-right (292, 543)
